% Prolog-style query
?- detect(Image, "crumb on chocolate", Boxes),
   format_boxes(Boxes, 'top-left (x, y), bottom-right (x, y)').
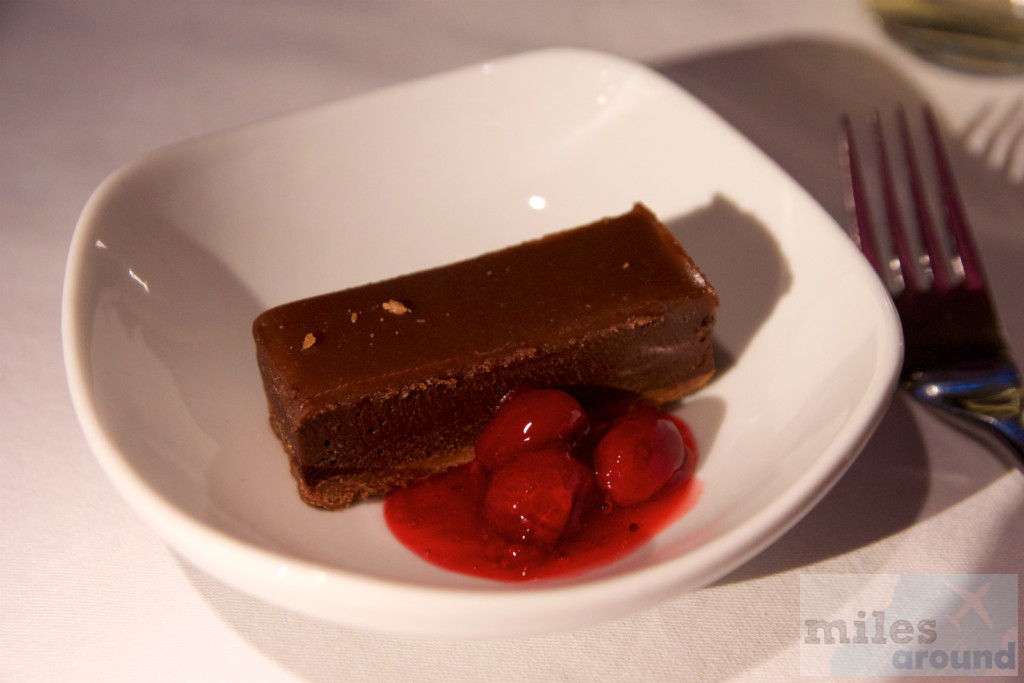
top-left (302, 333), bottom-right (316, 350)
top-left (382, 299), bottom-right (411, 315)
top-left (622, 262), bottom-right (630, 269)
top-left (350, 312), bottom-right (358, 323)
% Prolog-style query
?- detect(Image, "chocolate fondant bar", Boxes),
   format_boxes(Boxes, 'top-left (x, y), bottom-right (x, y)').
top-left (253, 203), bottom-right (717, 509)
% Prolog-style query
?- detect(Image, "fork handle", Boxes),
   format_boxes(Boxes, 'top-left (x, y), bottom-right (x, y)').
top-left (905, 358), bottom-right (1024, 471)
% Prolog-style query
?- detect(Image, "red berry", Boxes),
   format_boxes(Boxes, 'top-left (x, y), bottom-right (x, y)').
top-left (475, 389), bottom-right (588, 472)
top-left (483, 443), bottom-right (591, 546)
top-left (593, 408), bottom-right (688, 506)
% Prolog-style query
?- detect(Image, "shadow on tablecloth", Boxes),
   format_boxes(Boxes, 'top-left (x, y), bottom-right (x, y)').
top-left (655, 37), bottom-right (1021, 583)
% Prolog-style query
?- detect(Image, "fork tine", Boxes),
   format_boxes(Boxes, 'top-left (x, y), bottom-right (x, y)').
top-left (872, 109), bottom-right (919, 293)
top-left (896, 105), bottom-right (951, 292)
top-left (840, 115), bottom-right (884, 277)
top-left (922, 106), bottom-right (987, 290)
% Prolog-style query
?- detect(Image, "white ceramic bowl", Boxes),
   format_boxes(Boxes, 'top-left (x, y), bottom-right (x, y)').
top-left (62, 48), bottom-right (902, 637)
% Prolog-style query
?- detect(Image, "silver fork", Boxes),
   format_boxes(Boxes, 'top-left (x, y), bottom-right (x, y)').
top-left (840, 105), bottom-right (1024, 470)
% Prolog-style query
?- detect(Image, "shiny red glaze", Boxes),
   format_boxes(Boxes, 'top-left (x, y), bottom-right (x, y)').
top-left (474, 389), bottom-right (589, 472)
top-left (483, 443), bottom-right (592, 546)
top-left (593, 408), bottom-right (689, 506)
top-left (384, 389), bottom-right (701, 582)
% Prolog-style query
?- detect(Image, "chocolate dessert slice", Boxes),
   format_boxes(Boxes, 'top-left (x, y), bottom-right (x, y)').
top-left (253, 203), bottom-right (717, 509)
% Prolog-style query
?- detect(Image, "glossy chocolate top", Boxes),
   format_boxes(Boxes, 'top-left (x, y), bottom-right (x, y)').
top-left (253, 204), bottom-right (717, 422)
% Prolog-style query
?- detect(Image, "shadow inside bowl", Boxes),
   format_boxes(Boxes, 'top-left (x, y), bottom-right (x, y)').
top-left (666, 194), bottom-right (792, 381)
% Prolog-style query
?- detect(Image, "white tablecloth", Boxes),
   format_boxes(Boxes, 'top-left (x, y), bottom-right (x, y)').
top-left (3, 2), bottom-right (1022, 680)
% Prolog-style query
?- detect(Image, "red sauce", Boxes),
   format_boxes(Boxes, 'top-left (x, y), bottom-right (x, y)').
top-left (384, 388), bottom-right (702, 582)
